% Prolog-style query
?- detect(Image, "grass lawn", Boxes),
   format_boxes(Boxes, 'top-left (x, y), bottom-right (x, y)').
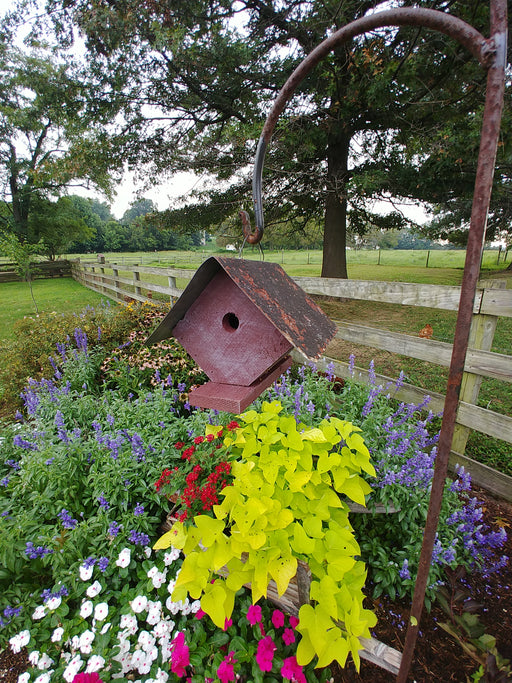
top-left (0, 278), bottom-right (116, 342)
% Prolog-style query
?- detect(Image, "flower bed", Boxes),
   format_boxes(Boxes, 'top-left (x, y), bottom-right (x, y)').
top-left (0, 307), bottom-right (508, 681)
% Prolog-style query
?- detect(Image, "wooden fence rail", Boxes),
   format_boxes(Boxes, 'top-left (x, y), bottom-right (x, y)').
top-left (71, 257), bottom-right (512, 500)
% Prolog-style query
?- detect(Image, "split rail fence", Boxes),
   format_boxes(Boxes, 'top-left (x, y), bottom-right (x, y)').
top-left (71, 257), bottom-right (512, 501)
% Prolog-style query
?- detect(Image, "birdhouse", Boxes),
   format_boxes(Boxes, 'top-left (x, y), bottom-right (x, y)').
top-left (146, 257), bottom-right (337, 413)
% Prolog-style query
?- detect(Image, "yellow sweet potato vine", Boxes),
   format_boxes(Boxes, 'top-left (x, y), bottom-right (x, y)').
top-left (155, 400), bottom-right (377, 670)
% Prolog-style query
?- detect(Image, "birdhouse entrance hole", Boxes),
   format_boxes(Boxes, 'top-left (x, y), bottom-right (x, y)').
top-left (222, 312), bottom-right (239, 332)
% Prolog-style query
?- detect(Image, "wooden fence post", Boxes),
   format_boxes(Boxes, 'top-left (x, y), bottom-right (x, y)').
top-left (133, 265), bottom-right (141, 299)
top-left (112, 266), bottom-right (121, 301)
top-left (98, 255), bottom-right (107, 294)
top-left (168, 275), bottom-right (177, 305)
top-left (451, 279), bottom-right (507, 457)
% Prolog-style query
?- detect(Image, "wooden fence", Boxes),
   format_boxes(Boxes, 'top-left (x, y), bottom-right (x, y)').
top-left (71, 256), bottom-right (512, 500)
top-left (0, 260), bottom-right (72, 282)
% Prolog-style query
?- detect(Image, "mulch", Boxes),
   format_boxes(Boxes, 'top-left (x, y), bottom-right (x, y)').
top-left (1, 487), bottom-right (510, 683)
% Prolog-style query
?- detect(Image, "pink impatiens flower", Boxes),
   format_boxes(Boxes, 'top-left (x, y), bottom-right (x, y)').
top-left (247, 604), bottom-right (262, 625)
top-left (289, 615), bottom-right (300, 629)
top-left (217, 650), bottom-right (237, 683)
top-left (72, 674), bottom-right (104, 683)
top-left (281, 655), bottom-right (306, 682)
top-left (170, 631), bottom-right (190, 677)
top-left (271, 609), bottom-right (285, 629)
top-left (282, 627), bottom-right (296, 645)
top-left (256, 635), bottom-right (276, 672)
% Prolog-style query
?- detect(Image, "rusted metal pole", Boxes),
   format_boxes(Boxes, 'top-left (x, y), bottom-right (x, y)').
top-left (396, 0), bottom-right (507, 679)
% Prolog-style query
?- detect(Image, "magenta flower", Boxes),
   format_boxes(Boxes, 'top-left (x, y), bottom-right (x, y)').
top-left (282, 627), bottom-right (296, 645)
top-left (289, 615), bottom-right (300, 629)
top-left (195, 608), bottom-right (206, 620)
top-left (256, 635), bottom-right (276, 672)
top-left (271, 609), bottom-right (285, 629)
top-left (223, 617), bottom-right (233, 631)
top-left (170, 631), bottom-right (190, 677)
top-left (72, 675), bottom-right (104, 683)
top-left (281, 655), bottom-right (307, 682)
top-left (217, 650), bottom-right (237, 683)
top-left (247, 604), bottom-right (262, 625)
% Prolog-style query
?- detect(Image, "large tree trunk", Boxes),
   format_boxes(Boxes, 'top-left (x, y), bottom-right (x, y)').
top-left (321, 131), bottom-right (351, 279)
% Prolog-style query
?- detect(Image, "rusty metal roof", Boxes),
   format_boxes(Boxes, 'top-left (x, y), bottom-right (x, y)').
top-left (146, 256), bottom-right (336, 359)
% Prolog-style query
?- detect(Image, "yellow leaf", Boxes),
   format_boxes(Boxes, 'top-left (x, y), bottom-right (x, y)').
top-left (268, 554), bottom-right (297, 596)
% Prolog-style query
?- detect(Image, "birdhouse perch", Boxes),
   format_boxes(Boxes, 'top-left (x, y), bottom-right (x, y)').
top-left (146, 256), bottom-right (337, 413)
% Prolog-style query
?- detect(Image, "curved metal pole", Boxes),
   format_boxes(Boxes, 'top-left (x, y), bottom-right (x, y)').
top-left (245, 6), bottom-right (492, 243)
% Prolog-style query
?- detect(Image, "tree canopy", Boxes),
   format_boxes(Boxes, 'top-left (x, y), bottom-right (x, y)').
top-left (8, 0), bottom-right (510, 276)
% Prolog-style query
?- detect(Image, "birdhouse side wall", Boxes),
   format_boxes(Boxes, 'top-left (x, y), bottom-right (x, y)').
top-left (173, 270), bottom-right (292, 386)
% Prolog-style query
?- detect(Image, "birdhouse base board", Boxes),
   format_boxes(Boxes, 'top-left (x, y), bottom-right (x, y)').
top-left (189, 356), bottom-right (293, 413)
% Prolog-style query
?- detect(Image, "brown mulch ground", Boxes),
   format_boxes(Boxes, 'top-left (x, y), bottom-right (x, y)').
top-left (1, 488), bottom-right (510, 683)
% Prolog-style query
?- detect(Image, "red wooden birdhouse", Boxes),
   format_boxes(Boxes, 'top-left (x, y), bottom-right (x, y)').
top-left (146, 256), bottom-right (336, 413)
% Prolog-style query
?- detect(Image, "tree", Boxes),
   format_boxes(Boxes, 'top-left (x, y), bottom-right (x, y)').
top-left (28, 196), bottom-right (94, 259)
top-left (0, 231), bottom-right (43, 312)
top-left (33, 0), bottom-right (508, 277)
top-left (0, 41), bottom-right (123, 249)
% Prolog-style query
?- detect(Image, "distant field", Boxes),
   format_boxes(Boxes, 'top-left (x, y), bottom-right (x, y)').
top-left (0, 279), bottom-right (115, 343)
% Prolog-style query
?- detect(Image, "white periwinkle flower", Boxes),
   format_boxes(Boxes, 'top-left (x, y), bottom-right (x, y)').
top-left (51, 627), bottom-right (64, 642)
top-left (34, 673), bottom-right (52, 683)
top-left (79, 564), bottom-right (94, 581)
top-left (63, 654), bottom-right (83, 682)
top-left (120, 613), bottom-right (138, 632)
top-left (155, 669), bottom-right (169, 682)
top-left (32, 606), bottom-right (46, 620)
top-left (151, 571), bottom-right (167, 589)
top-left (130, 595), bottom-right (148, 613)
top-left (79, 629), bottom-right (95, 653)
top-left (100, 622), bottom-right (112, 635)
top-left (18, 674), bottom-right (30, 683)
top-left (28, 651), bottom-right (40, 666)
top-left (116, 548), bottom-right (131, 568)
top-left (9, 630), bottom-right (30, 653)
top-left (144, 546), bottom-right (152, 557)
top-left (163, 548), bottom-right (180, 565)
top-left (37, 653), bottom-right (54, 670)
top-left (80, 600), bottom-right (93, 619)
top-left (86, 581), bottom-right (102, 598)
top-left (45, 595), bottom-right (62, 610)
top-left (147, 566), bottom-right (159, 579)
top-left (86, 654), bottom-right (105, 672)
top-left (94, 602), bottom-right (109, 621)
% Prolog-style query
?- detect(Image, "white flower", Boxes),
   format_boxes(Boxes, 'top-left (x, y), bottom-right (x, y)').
top-left (45, 595), bottom-right (61, 610)
top-left (94, 602), bottom-right (109, 621)
top-left (116, 548), bottom-right (131, 568)
top-left (80, 643), bottom-right (92, 655)
top-left (138, 631), bottom-right (155, 650)
top-left (28, 651), bottom-right (40, 666)
top-left (37, 653), bottom-right (54, 670)
top-left (86, 655), bottom-right (105, 672)
top-left (51, 627), bottom-right (64, 642)
top-left (100, 622), bottom-right (111, 635)
top-left (63, 654), bottom-right (83, 682)
top-left (9, 630), bottom-right (30, 653)
top-left (32, 606), bottom-right (46, 620)
top-left (181, 598), bottom-right (191, 615)
top-left (71, 635), bottom-right (80, 650)
top-left (18, 674), bottom-right (30, 683)
top-left (138, 659), bottom-right (152, 675)
top-left (191, 600), bottom-right (201, 613)
top-left (144, 546), bottom-right (152, 557)
top-left (131, 650), bottom-right (147, 668)
top-left (86, 580), bottom-right (102, 598)
top-left (146, 645), bottom-right (158, 661)
top-left (120, 614), bottom-right (138, 632)
top-left (34, 673), bottom-right (52, 683)
top-left (147, 566), bottom-right (159, 579)
top-left (152, 571), bottom-right (167, 589)
top-left (80, 600), bottom-right (93, 618)
top-left (155, 669), bottom-right (169, 682)
top-left (79, 564), bottom-right (94, 581)
top-left (130, 595), bottom-right (148, 613)
top-left (163, 547), bottom-right (180, 565)
top-left (166, 579), bottom-right (176, 594)
top-left (147, 609), bottom-right (161, 625)
top-left (80, 630), bottom-right (95, 654)
top-left (153, 620), bottom-right (170, 638)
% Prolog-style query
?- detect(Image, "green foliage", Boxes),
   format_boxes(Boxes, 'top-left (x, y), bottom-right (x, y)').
top-left (0, 231), bottom-right (43, 312)
top-left (0, 302), bottom-right (135, 415)
top-left (156, 400), bottom-right (377, 670)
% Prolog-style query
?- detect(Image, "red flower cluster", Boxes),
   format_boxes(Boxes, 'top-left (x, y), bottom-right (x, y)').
top-left (154, 421), bottom-right (239, 521)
